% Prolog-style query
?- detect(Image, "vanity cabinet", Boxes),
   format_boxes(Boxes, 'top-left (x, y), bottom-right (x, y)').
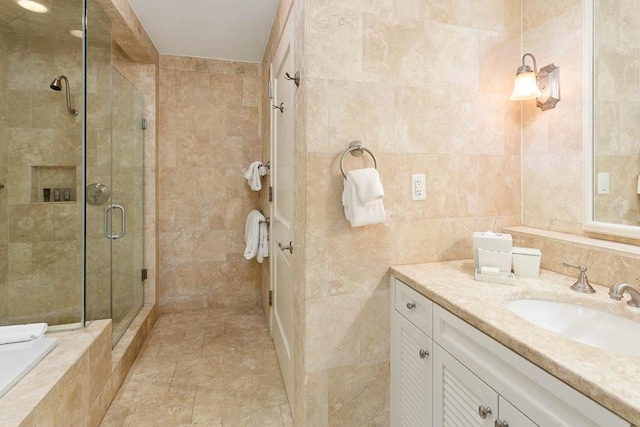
top-left (433, 341), bottom-right (535, 427)
top-left (390, 277), bottom-right (631, 427)
top-left (391, 279), bottom-right (433, 427)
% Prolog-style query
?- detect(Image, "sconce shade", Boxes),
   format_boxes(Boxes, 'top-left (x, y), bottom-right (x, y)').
top-left (510, 71), bottom-right (541, 101)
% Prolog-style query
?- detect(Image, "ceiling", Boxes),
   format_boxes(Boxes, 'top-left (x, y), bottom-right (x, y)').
top-left (127, 0), bottom-right (279, 63)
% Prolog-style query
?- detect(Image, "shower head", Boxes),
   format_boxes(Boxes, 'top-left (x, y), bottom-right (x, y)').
top-left (49, 77), bottom-right (63, 91)
top-left (49, 75), bottom-right (78, 116)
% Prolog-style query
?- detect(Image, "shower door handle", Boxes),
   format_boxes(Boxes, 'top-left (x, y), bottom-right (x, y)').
top-left (104, 204), bottom-right (126, 240)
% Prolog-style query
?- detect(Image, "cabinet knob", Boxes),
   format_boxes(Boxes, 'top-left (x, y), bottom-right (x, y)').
top-left (495, 419), bottom-right (509, 427)
top-left (406, 302), bottom-right (416, 310)
top-left (419, 349), bottom-right (429, 359)
top-left (478, 405), bottom-right (492, 419)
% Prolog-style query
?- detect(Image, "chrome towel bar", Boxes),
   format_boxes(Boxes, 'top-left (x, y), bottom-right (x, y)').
top-left (340, 141), bottom-right (378, 178)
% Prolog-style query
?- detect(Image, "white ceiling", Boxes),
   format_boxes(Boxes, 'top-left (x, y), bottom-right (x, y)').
top-left (127, 0), bottom-right (279, 63)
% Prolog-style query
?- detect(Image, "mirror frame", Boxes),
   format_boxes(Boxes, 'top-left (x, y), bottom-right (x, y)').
top-left (583, 0), bottom-right (640, 239)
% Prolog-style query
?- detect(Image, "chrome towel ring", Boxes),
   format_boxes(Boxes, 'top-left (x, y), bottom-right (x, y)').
top-left (340, 141), bottom-right (378, 178)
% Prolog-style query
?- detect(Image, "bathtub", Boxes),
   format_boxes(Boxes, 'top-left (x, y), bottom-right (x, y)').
top-left (0, 337), bottom-right (57, 398)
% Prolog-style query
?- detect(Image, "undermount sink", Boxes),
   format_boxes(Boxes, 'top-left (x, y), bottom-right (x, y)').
top-left (506, 299), bottom-right (640, 357)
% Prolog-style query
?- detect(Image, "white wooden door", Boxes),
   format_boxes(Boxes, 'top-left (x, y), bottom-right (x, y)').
top-left (270, 13), bottom-right (295, 408)
top-left (433, 343), bottom-right (498, 427)
top-left (391, 312), bottom-right (433, 427)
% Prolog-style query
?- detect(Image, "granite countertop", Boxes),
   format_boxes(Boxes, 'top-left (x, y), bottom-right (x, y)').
top-left (390, 260), bottom-right (640, 426)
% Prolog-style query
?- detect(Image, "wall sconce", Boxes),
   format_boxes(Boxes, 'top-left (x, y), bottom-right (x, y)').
top-left (509, 53), bottom-right (560, 111)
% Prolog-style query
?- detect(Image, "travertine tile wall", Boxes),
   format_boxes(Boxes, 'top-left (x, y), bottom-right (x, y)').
top-left (522, 0), bottom-right (585, 235)
top-left (0, 33), bottom-right (8, 324)
top-left (2, 34), bottom-right (85, 326)
top-left (593, 0), bottom-right (640, 226)
top-left (262, 0), bottom-right (522, 424)
top-left (158, 55), bottom-right (262, 313)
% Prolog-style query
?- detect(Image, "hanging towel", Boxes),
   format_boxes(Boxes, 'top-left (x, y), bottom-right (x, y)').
top-left (244, 161), bottom-right (267, 191)
top-left (257, 220), bottom-right (269, 264)
top-left (347, 168), bottom-right (384, 205)
top-left (244, 210), bottom-right (269, 263)
top-left (0, 323), bottom-right (48, 345)
top-left (342, 169), bottom-right (386, 227)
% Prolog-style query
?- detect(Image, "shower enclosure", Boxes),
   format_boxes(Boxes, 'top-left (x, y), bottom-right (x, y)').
top-left (0, 0), bottom-right (145, 345)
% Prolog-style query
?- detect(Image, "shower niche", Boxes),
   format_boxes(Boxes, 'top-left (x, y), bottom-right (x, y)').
top-left (30, 165), bottom-right (78, 203)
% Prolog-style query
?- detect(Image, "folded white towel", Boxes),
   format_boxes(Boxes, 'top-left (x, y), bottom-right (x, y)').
top-left (0, 323), bottom-right (48, 345)
top-left (244, 210), bottom-right (269, 263)
top-left (244, 161), bottom-right (267, 191)
top-left (342, 175), bottom-right (386, 227)
top-left (347, 168), bottom-right (384, 206)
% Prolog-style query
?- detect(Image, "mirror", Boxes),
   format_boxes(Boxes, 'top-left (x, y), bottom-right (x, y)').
top-left (585, 0), bottom-right (640, 238)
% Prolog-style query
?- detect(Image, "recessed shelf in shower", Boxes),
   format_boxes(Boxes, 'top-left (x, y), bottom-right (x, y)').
top-left (30, 165), bottom-right (78, 203)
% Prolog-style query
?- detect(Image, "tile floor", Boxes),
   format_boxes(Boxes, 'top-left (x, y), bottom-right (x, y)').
top-left (100, 307), bottom-right (292, 427)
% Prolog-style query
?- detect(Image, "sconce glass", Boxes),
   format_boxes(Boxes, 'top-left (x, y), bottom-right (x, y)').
top-left (510, 53), bottom-right (560, 111)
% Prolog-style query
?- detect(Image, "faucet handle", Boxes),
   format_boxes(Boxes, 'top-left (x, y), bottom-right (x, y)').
top-left (562, 262), bottom-right (587, 272)
top-left (563, 262), bottom-right (596, 294)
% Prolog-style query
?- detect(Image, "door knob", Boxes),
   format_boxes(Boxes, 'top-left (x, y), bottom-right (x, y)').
top-left (278, 241), bottom-right (293, 254)
top-left (406, 302), bottom-right (416, 310)
top-left (419, 349), bottom-right (429, 359)
top-left (495, 419), bottom-right (509, 427)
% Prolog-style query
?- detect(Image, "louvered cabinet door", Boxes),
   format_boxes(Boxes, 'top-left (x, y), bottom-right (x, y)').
top-left (391, 312), bottom-right (433, 427)
top-left (433, 343), bottom-right (498, 427)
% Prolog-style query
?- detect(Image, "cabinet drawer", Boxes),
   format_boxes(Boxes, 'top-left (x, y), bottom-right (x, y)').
top-left (394, 279), bottom-right (432, 336)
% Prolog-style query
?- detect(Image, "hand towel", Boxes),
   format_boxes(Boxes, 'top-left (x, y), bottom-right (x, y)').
top-left (244, 161), bottom-right (267, 191)
top-left (244, 210), bottom-right (266, 260)
top-left (257, 221), bottom-right (269, 264)
top-left (347, 168), bottom-right (384, 206)
top-left (0, 323), bottom-right (48, 345)
top-left (342, 175), bottom-right (386, 227)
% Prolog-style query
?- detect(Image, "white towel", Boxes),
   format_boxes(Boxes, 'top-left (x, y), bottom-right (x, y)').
top-left (347, 168), bottom-right (384, 206)
top-left (0, 323), bottom-right (48, 345)
top-left (244, 161), bottom-right (267, 191)
top-left (342, 173), bottom-right (386, 227)
top-left (257, 221), bottom-right (269, 264)
top-left (244, 210), bottom-right (269, 263)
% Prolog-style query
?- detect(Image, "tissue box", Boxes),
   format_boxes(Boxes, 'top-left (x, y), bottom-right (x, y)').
top-left (473, 231), bottom-right (512, 269)
top-left (512, 247), bottom-right (541, 277)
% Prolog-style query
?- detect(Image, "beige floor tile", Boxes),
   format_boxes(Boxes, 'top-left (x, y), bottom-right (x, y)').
top-left (116, 361), bottom-right (177, 400)
top-left (172, 356), bottom-right (225, 387)
top-left (156, 337), bottom-right (205, 363)
top-left (222, 404), bottom-right (284, 427)
top-left (101, 308), bottom-right (291, 427)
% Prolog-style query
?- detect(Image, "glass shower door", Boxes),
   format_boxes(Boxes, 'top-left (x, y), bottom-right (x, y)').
top-left (109, 69), bottom-right (144, 344)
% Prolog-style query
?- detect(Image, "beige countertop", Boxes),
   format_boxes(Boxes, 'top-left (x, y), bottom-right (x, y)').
top-left (390, 260), bottom-right (640, 426)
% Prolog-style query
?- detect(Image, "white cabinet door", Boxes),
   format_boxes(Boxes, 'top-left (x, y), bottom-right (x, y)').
top-left (497, 396), bottom-right (537, 427)
top-left (433, 343), bottom-right (497, 427)
top-left (391, 312), bottom-right (433, 427)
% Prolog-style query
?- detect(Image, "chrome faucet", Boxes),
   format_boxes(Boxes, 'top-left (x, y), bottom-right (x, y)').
top-left (562, 262), bottom-right (596, 294)
top-left (608, 283), bottom-right (640, 308)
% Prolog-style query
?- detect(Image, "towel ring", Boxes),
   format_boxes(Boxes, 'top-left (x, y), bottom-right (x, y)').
top-left (340, 141), bottom-right (378, 178)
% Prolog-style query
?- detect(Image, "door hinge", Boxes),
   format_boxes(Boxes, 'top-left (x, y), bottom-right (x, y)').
top-left (268, 81), bottom-right (274, 99)
top-left (269, 186), bottom-right (273, 202)
top-left (141, 268), bottom-right (148, 281)
top-left (269, 290), bottom-right (273, 306)
top-left (141, 117), bottom-right (147, 130)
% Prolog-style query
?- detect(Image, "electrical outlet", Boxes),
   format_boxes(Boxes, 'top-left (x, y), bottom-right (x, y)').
top-left (597, 172), bottom-right (610, 195)
top-left (412, 174), bottom-right (426, 201)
